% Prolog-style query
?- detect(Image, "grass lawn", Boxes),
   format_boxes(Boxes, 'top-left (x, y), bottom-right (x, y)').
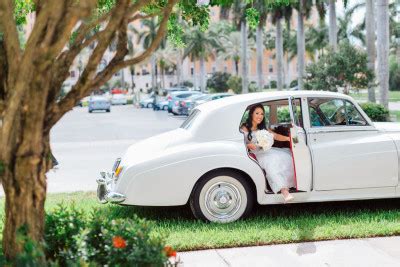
top-left (350, 91), bottom-right (400, 102)
top-left (1, 192), bottom-right (400, 251)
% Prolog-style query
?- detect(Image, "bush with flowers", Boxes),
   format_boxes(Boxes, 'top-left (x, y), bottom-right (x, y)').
top-left (38, 204), bottom-right (177, 266)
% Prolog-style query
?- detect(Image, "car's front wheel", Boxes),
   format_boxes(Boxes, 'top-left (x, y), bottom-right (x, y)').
top-left (190, 170), bottom-right (254, 223)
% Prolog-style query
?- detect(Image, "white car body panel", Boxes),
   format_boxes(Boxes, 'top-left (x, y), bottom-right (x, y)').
top-left (104, 91), bottom-right (400, 206)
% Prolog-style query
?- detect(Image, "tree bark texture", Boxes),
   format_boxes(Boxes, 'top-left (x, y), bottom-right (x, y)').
top-left (328, 0), bottom-right (337, 51)
top-left (241, 20), bottom-right (249, 94)
top-left (297, 1), bottom-right (305, 91)
top-left (376, 0), bottom-right (390, 108)
top-left (276, 18), bottom-right (284, 91)
top-left (366, 0), bottom-right (376, 102)
top-left (199, 57), bottom-right (206, 93)
top-left (0, 0), bottom-right (177, 259)
top-left (256, 24), bottom-right (264, 90)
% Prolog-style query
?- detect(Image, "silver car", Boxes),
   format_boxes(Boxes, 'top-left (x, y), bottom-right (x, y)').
top-left (88, 96), bottom-right (111, 113)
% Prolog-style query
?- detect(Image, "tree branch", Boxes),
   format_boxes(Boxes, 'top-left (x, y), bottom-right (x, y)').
top-left (45, 0), bottom-right (135, 131)
top-left (128, 12), bottom-right (158, 23)
top-left (91, 0), bottom-right (177, 88)
top-left (0, 0), bottom-right (21, 82)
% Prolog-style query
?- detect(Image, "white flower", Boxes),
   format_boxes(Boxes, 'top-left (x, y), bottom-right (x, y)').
top-left (255, 130), bottom-right (274, 151)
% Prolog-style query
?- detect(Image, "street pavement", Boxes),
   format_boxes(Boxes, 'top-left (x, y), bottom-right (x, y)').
top-left (46, 105), bottom-right (184, 193)
top-left (179, 236), bottom-right (400, 267)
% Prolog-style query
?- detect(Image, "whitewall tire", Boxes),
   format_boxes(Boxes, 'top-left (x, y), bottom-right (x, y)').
top-left (190, 170), bottom-right (254, 223)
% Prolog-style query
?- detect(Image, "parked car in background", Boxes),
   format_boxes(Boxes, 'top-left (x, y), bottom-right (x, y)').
top-left (139, 92), bottom-right (155, 108)
top-left (98, 91), bottom-right (400, 223)
top-left (88, 96), bottom-right (111, 113)
top-left (111, 94), bottom-right (128, 105)
top-left (155, 99), bottom-right (169, 110)
top-left (191, 93), bottom-right (234, 110)
top-left (177, 94), bottom-right (207, 116)
top-left (168, 91), bottom-right (202, 113)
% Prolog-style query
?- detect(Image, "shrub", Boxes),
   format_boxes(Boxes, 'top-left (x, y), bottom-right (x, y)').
top-left (82, 212), bottom-right (167, 266)
top-left (207, 72), bottom-right (231, 93)
top-left (389, 55), bottom-right (400, 91)
top-left (304, 42), bottom-right (374, 93)
top-left (182, 80), bottom-right (194, 88)
top-left (227, 76), bottom-right (242, 94)
top-left (269, 80), bottom-right (277, 89)
top-left (359, 102), bottom-right (389, 122)
top-left (45, 205), bottom-right (87, 265)
top-left (43, 205), bottom-right (168, 266)
top-left (289, 79), bottom-right (298, 88)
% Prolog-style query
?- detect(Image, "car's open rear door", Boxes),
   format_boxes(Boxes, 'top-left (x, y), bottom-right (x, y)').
top-left (288, 96), bottom-right (312, 192)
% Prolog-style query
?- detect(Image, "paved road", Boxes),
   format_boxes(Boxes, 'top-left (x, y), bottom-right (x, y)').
top-left (46, 105), bottom-right (185, 193)
top-left (179, 236), bottom-right (400, 267)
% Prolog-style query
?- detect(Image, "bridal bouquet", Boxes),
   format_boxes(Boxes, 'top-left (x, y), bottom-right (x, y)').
top-left (255, 130), bottom-right (274, 151)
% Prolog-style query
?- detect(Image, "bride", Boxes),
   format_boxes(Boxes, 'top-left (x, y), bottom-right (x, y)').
top-left (241, 103), bottom-right (295, 202)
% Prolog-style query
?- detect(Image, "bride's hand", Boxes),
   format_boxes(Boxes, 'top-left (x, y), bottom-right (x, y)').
top-left (247, 143), bottom-right (257, 150)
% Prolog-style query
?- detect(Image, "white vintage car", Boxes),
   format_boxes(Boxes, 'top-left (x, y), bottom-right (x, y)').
top-left (97, 91), bottom-right (400, 223)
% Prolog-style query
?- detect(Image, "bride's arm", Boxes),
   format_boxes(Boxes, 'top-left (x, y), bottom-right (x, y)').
top-left (268, 129), bottom-right (290, 142)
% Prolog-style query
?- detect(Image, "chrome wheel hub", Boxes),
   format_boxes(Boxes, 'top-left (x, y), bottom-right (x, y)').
top-left (205, 182), bottom-right (242, 219)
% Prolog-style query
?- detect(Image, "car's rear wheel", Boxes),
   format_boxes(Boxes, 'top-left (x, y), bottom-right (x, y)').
top-left (163, 105), bottom-right (168, 110)
top-left (190, 170), bottom-right (254, 223)
top-left (106, 109), bottom-right (110, 112)
top-left (146, 103), bottom-right (153, 108)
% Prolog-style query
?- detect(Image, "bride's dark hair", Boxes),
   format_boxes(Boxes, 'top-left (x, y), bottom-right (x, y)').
top-left (243, 103), bottom-right (267, 141)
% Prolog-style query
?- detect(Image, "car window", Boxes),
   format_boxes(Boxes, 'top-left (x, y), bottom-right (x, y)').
top-left (277, 99), bottom-right (302, 126)
top-left (240, 105), bottom-right (271, 128)
top-left (345, 101), bottom-right (368, 126)
top-left (180, 109), bottom-right (200, 129)
top-left (308, 98), bottom-right (367, 127)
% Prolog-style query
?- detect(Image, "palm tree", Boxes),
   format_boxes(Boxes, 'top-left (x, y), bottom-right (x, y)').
top-left (365, 0), bottom-right (376, 102)
top-left (254, 0), bottom-right (270, 90)
top-left (154, 44), bottom-right (177, 91)
top-left (218, 31), bottom-right (254, 75)
top-left (270, 5), bottom-right (293, 90)
top-left (208, 21), bottom-right (235, 72)
top-left (305, 22), bottom-right (328, 60)
top-left (183, 26), bottom-right (219, 92)
top-left (135, 18), bottom-right (163, 92)
top-left (376, 0), bottom-right (390, 108)
top-left (328, 0), bottom-right (337, 51)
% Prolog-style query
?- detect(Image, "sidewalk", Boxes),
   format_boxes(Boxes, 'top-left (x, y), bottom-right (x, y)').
top-left (179, 236), bottom-right (400, 266)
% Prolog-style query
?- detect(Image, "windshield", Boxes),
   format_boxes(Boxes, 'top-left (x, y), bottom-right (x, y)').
top-left (180, 109), bottom-right (201, 129)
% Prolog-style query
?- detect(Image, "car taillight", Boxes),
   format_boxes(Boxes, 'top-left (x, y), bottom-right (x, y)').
top-left (175, 101), bottom-right (179, 106)
top-left (182, 101), bottom-right (186, 107)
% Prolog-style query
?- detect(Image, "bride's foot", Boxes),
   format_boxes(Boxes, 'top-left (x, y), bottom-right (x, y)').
top-left (281, 188), bottom-right (294, 203)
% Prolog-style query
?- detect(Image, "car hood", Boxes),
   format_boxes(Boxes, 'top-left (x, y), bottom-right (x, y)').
top-left (373, 122), bottom-right (400, 132)
top-left (121, 128), bottom-right (191, 166)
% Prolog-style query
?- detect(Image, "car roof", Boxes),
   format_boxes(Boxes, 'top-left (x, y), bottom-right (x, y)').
top-left (90, 95), bottom-right (107, 100)
top-left (172, 91), bottom-right (201, 96)
top-left (189, 91), bottom-right (356, 141)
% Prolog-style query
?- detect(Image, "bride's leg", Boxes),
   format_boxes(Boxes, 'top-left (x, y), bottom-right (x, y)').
top-left (281, 188), bottom-right (294, 203)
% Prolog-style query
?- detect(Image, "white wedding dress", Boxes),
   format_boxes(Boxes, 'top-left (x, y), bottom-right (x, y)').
top-left (245, 130), bottom-right (295, 193)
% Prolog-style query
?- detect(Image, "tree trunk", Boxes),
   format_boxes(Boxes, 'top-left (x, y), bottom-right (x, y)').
top-left (256, 24), bottom-right (264, 90)
top-left (328, 0), bottom-right (337, 51)
top-left (235, 60), bottom-right (239, 76)
top-left (2, 81), bottom-right (50, 259)
top-left (297, 1), bottom-right (305, 91)
top-left (376, 0), bottom-right (389, 109)
top-left (286, 54), bottom-right (291, 88)
top-left (176, 49), bottom-right (183, 86)
top-left (199, 57), bottom-right (206, 93)
top-left (150, 54), bottom-right (157, 91)
top-left (366, 0), bottom-right (376, 102)
top-left (241, 20), bottom-right (249, 94)
top-left (276, 18), bottom-right (284, 91)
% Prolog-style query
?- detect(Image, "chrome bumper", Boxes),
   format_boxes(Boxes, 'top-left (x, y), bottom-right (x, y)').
top-left (96, 171), bottom-right (126, 204)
